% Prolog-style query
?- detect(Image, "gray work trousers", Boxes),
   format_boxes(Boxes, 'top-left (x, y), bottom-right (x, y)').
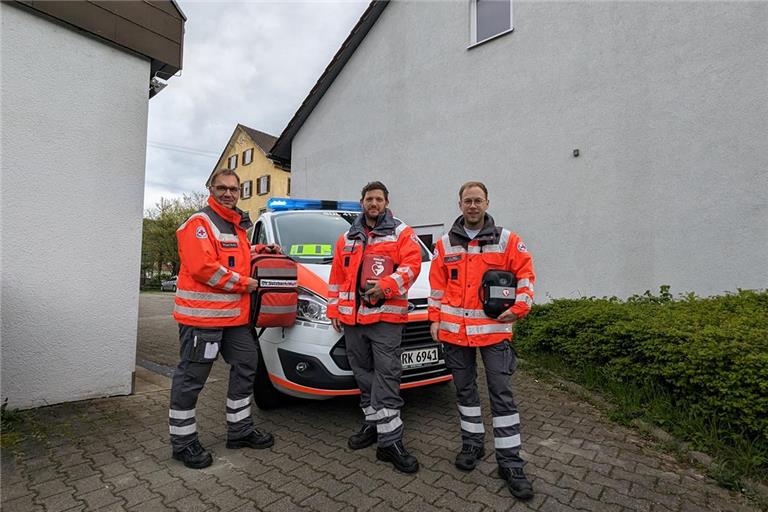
top-left (344, 322), bottom-right (405, 447)
top-left (169, 324), bottom-right (258, 451)
top-left (443, 341), bottom-right (525, 469)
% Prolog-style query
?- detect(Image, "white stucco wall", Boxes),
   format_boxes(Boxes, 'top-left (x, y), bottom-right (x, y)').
top-left (1, 4), bottom-right (149, 409)
top-left (292, 1), bottom-right (768, 300)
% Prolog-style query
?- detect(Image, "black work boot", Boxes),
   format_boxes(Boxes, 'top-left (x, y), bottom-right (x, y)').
top-left (376, 440), bottom-right (419, 473)
top-left (348, 423), bottom-right (377, 450)
top-left (455, 444), bottom-right (486, 471)
top-left (172, 440), bottom-right (213, 469)
top-left (226, 429), bottom-right (274, 449)
top-left (498, 466), bottom-right (534, 500)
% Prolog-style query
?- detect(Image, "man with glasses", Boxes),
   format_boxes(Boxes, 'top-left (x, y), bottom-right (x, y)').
top-left (168, 168), bottom-right (280, 469)
top-left (428, 181), bottom-right (536, 500)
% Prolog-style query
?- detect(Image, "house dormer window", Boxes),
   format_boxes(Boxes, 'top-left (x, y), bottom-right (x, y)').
top-left (470, 0), bottom-right (513, 47)
top-left (243, 148), bottom-right (254, 165)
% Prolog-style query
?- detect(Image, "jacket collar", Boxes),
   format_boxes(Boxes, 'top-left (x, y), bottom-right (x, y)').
top-left (448, 214), bottom-right (499, 247)
top-left (207, 196), bottom-right (253, 232)
top-left (347, 208), bottom-right (397, 241)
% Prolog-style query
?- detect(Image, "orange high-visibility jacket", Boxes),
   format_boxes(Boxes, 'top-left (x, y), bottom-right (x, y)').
top-left (173, 197), bottom-right (262, 327)
top-left (428, 215), bottom-right (535, 347)
top-left (327, 210), bottom-right (421, 325)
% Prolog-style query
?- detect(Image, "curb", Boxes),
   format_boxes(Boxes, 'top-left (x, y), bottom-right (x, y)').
top-left (516, 359), bottom-right (768, 505)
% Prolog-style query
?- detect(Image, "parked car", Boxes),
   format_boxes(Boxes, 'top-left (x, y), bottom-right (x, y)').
top-left (250, 198), bottom-right (451, 409)
top-left (160, 275), bottom-right (177, 292)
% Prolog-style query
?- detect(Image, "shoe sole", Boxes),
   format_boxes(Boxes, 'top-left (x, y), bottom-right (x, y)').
top-left (455, 448), bottom-right (486, 471)
top-left (171, 451), bottom-right (213, 469)
top-left (510, 489), bottom-right (534, 500)
top-left (376, 451), bottom-right (419, 474)
top-left (497, 467), bottom-right (534, 500)
top-left (226, 438), bottom-right (274, 450)
top-left (348, 436), bottom-right (377, 450)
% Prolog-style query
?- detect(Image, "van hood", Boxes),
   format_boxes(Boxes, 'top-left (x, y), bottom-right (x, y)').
top-left (300, 262), bottom-right (431, 299)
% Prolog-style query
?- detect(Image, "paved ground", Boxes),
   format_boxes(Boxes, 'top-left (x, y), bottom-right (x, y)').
top-left (1, 293), bottom-right (759, 511)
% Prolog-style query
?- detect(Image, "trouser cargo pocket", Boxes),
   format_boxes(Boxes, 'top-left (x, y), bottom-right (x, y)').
top-left (187, 328), bottom-right (222, 363)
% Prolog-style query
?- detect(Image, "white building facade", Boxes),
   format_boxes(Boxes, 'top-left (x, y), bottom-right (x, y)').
top-left (1, 2), bottom-right (185, 409)
top-left (276, 0), bottom-right (768, 300)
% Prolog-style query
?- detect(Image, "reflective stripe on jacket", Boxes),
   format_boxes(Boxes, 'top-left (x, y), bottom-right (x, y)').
top-left (173, 197), bottom-right (254, 327)
top-left (428, 214), bottom-right (535, 347)
top-left (326, 209), bottom-right (421, 325)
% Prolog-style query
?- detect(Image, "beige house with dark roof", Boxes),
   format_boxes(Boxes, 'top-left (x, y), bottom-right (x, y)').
top-left (209, 124), bottom-right (290, 218)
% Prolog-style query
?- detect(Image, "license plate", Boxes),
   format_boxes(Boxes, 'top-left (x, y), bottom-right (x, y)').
top-left (401, 347), bottom-right (439, 369)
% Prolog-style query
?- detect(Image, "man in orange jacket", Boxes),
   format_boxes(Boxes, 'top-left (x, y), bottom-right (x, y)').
top-left (429, 181), bottom-right (535, 500)
top-left (327, 181), bottom-right (422, 473)
top-left (169, 168), bottom-right (279, 469)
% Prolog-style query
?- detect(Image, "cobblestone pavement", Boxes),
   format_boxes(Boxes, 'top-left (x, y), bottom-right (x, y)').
top-left (1, 293), bottom-right (759, 511)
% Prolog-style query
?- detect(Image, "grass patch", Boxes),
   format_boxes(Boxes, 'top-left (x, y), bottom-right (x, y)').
top-left (0, 399), bottom-right (30, 449)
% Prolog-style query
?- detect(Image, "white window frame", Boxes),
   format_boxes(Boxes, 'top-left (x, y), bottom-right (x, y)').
top-left (228, 154), bottom-right (238, 169)
top-left (241, 180), bottom-right (252, 199)
top-left (469, 0), bottom-right (514, 49)
top-left (257, 175), bottom-right (270, 195)
top-left (243, 148), bottom-right (254, 165)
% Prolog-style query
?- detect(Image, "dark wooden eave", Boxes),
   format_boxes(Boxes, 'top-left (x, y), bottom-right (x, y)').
top-left (268, 1), bottom-right (389, 168)
top-left (9, 1), bottom-right (186, 83)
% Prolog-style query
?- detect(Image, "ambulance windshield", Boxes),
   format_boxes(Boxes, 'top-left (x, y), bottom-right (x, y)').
top-left (271, 211), bottom-right (431, 264)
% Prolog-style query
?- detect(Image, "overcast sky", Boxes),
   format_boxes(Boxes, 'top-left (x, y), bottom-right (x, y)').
top-left (144, 0), bottom-right (369, 211)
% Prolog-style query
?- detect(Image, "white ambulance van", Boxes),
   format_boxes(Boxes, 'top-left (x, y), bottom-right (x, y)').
top-left (250, 198), bottom-right (451, 409)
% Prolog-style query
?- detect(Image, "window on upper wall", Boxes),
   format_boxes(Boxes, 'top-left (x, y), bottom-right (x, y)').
top-left (241, 180), bottom-right (252, 199)
top-left (243, 148), bottom-right (254, 165)
top-left (257, 175), bottom-right (270, 195)
top-left (470, 0), bottom-right (513, 47)
top-left (287, 178), bottom-right (291, 195)
top-left (228, 154), bottom-right (238, 169)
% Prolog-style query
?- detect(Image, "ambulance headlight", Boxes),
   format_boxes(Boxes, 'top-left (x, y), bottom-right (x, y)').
top-left (297, 288), bottom-right (330, 325)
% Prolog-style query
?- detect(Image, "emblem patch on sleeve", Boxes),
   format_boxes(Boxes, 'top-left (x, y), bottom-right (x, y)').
top-left (517, 242), bottom-right (527, 253)
top-left (195, 226), bottom-right (208, 239)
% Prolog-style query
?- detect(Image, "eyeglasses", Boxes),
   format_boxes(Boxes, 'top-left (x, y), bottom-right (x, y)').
top-left (213, 185), bottom-right (240, 194)
top-left (462, 198), bottom-right (487, 206)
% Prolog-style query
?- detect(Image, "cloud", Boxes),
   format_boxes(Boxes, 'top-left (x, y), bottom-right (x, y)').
top-left (144, 0), bottom-right (370, 210)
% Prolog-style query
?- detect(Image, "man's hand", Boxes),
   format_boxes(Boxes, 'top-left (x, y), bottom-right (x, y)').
top-left (331, 318), bottom-right (343, 333)
top-left (363, 280), bottom-right (385, 304)
top-left (251, 244), bottom-right (282, 257)
top-left (246, 277), bottom-right (260, 293)
top-left (430, 322), bottom-right (441, 342)
top-left (497, 309), bottom-right (518, 323)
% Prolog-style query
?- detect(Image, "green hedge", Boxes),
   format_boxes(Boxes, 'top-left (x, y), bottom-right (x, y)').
top-left (514, 288), bottom-right (768, 440)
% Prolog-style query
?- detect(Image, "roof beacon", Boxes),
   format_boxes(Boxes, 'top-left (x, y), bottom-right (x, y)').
top-left (267, 197), bottom-right (361, 212)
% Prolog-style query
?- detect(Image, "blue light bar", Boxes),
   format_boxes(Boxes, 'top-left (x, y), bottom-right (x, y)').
top-left (267, 197), bottom-right (362, 212)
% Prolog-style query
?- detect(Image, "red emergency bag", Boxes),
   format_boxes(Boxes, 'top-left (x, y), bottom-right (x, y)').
top-left (359, 253), bottom-right (394, 307)
top-left (250, 254), bottom-right (298, 327)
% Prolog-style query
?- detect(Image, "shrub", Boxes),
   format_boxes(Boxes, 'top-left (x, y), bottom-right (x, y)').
top-left (515, 289), bottom-right (768, 441)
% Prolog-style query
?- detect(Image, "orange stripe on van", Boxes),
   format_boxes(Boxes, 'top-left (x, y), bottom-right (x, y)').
top-left (269, 373), bottom-right (452, 396)
top-left (269, 374), bottom-right (360, 396)
top-left (297, 263), bottom-right (328, 296)
top-left (401, 375), bottom-right (453, 388)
